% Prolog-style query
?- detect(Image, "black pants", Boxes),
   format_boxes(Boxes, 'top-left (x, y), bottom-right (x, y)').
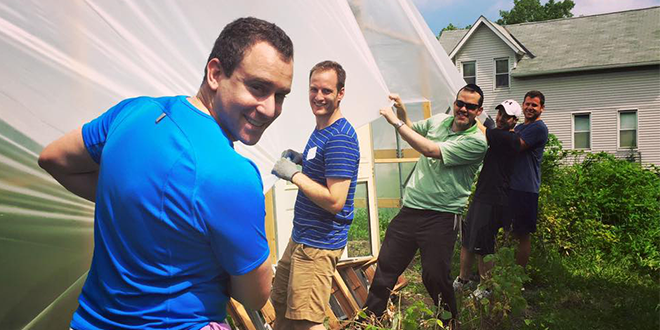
top-left (365, 207), bottom-right (459, 318)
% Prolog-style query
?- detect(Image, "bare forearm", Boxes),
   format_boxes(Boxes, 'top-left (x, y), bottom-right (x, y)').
top-left (397, 125), bottom-right (441, 159)
top-left (291, 173), bottom-right (346, 214)
top-left (230, 260), bottom-right (273, 310)
top-left (49, 171), bottom-right (99, 202)
top-left (396, 108), bottom-right (413, 128)
top-left (38, 127), bottom-right (100, 202)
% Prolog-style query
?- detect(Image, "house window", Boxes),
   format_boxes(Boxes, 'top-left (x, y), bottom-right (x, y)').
top-left (573, 113), bottom-right (590, 149)
top-left (495, 58), bottom-right (509, 88)
top-left (462, 62), bottom-right (475, 85)
top-left (619, 110), bottom-right (638, 149)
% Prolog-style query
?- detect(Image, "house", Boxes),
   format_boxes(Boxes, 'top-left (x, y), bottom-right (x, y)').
top-left (438, 7), bottom-right (660, 165)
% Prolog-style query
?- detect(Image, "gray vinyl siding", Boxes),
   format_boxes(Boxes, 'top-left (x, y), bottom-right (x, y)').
top-left (451, 25), bottom-right (660, 165)
top-left (454, 25), bottom-right (517, 96)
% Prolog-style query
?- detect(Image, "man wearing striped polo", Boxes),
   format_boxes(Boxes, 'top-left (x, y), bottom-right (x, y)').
top-left (271, 60), bottom-right (360, 330)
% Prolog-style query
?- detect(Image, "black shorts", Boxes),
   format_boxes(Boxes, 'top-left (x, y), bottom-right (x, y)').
top-left (461, 200), bottom-right (503, 255)
top-left (504, 189), bottom-right (539, 234)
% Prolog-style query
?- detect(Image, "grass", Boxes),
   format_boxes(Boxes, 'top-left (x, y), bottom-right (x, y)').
top-left (346, 207), bottom-right (660, 329)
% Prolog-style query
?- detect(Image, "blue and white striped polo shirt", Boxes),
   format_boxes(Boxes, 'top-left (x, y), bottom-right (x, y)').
top-left (292, 117), bottom-right (360, 250)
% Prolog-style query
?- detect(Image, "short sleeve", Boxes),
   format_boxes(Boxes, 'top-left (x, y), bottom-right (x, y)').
top-left (82, 98), bottom-right (136, 163)
top-left (486, 128), bottom-right (520, 156)
top-left (439, 135), bottom-right (487, 166)
top-left (325, 133), bottom-right (360, 179)
top-left (517, 123), bottom-right (548, 149)
top-left (195, 162), bottom-right (269, 276)
top-left (411, 118), bottom-right (430, 136)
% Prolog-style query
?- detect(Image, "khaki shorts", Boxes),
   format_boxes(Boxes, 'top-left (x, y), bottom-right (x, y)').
top-left (271, 238), bottom-right (343, 324)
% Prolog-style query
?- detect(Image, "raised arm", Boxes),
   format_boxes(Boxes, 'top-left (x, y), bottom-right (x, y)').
top-left (389, 93), bottom-right (413, 128)
top-left (38, 127), bottom-right (99, 202)
top-left (380, 104), bottom-right (442, 160)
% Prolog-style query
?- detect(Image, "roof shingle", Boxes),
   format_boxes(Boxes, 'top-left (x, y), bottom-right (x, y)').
top-left (439, 7), bottom-right (660, 76)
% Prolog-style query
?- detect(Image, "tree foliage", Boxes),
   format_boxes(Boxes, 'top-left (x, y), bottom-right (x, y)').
top-left (497, 0), bottom-right (575, 25)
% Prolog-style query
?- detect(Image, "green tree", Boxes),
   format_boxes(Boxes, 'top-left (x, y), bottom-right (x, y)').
top-left (497, 0), bottom-right (575, 25)
top-left (437, 23), bottom-right (458, 38)
top-left (437, 23), bottom-right (473, 38)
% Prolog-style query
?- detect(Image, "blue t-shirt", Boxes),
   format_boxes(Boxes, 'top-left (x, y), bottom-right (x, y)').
top-left (509, 120), bottom-right (548, 193)
top-left (72, 96), bottom-right (269, 330)
top-left (292, 118), bottom-right (360, 250)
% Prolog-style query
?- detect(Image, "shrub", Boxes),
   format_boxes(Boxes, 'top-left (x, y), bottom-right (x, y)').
top-left (537, 135), bottom-right (660, 273)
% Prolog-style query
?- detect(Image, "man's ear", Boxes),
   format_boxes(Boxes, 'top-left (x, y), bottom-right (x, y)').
top-left (337, 87), bottom-right (345, 102)
top-left (476, 107), bottom-right (484, 116)
top-left (206, 58), bottom-right (225, 90)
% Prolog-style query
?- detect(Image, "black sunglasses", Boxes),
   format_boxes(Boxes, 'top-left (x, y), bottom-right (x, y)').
top-left (455, 100), bottom-right (479, 111)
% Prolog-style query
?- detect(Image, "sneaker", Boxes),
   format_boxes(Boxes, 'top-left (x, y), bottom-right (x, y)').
top-left (452, 276), bottom-right (470, 291)
top-left (471, 287), bottom-right (492, 300)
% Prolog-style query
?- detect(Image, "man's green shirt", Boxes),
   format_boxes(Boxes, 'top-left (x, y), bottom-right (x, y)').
top-left (402, 113), bottom-right (487, 214)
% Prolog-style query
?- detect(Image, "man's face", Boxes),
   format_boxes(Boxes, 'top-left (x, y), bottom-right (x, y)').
top-left (495, 108), bottom-right (517, 130)
top-left (453, 90), bottom-right (483, 130)
top-left (522, 96), bottom-right (544, 122)
top-left (212, 41), bottom-right (293, 145)
top-left (309, 69), bottom-right (344, 118)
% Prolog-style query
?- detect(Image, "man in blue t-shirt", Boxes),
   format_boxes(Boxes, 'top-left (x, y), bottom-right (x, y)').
top-left (507, 90), bottom-right (549, 268)
top-left (271, 61), bottom-right (360, 330)
top-left (38, 18), bottom-right (294, 330)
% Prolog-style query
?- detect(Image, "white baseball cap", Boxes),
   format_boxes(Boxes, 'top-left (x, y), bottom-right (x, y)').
top-left (496, 99), bottom-right (522, 118)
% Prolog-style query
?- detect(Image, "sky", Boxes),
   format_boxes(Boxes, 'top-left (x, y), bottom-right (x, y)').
top-left (413, 0), bottom-right (660, 35)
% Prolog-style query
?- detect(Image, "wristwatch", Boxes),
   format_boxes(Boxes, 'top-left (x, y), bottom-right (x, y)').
top-left (394, 120), bottom-right (405, 130)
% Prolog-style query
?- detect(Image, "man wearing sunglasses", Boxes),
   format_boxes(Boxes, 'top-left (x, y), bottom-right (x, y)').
top-left (364, 84), bottom-right (488, 328)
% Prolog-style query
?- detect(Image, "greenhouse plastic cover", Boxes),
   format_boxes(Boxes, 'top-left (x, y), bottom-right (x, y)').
top-left (0, 0), bottom-right (466, 328)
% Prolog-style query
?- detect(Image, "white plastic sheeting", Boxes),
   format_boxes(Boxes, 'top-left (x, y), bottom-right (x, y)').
top-left (0, 0), bottom-right (465, 329)
top-left (349, 0), bottom-right (465, 114)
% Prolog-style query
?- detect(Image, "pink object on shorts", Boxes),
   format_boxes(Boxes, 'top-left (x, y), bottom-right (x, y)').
top-left (200, 321), bottom-right (232, 330)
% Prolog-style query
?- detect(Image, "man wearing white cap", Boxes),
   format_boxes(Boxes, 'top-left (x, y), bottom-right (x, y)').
top-left (454, 99), bottom-right (522, 295)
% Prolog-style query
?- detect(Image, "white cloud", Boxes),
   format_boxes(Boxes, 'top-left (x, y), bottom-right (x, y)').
top-left (487, 0), bottom-right (514, 18)
top-left (573, 0), bottom-right (660, 16)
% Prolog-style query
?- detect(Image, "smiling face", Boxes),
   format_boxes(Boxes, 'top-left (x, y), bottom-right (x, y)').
top-left (522, 96), bottom-right (544, 124)
top-left (308, 69), bottom-right (344, 119)
top-left (210, 41), bottom-right (293, 145)
top-left (452, 89), bottom-right (483, 131)
top-left (495, 107), bottom-right (518, 130)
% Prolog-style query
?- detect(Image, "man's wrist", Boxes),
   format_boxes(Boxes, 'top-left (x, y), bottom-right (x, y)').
top-left (394, 120), bottom-right (405, 130)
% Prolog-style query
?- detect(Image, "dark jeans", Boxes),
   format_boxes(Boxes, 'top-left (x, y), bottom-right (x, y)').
top-left (365, 207), bottom-right (459, 318)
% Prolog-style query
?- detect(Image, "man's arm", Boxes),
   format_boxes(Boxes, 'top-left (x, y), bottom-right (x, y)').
top-left (229, 259), bottom-right (273, 310)
top-left (380, 105), bottom-right (442, 160)
top-left (475, 117), bottom-right (486, 135)
top-left (517, 123), bottom-right (547, 152)
top-left (38, 128), bottom-right (99, 202)
top-left (291, 175), bottom-right (351, 215)
top-left (389, 93), bottom-right (413, 128)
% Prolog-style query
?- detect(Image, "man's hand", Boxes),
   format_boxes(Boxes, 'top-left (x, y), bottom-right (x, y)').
top-left (281, 149), bottom-right (303, 165)
top-left (379, 106), bottom-right (399, 125)
top-left (389, 93), bottom-right (405, 110)
top-left (388, 93), bottom-right (412, 127)
top-left (271, 158), bottom-right (300, 181)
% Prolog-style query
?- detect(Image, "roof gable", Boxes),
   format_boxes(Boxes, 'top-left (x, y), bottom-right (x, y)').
top-left (446, 16), bottom-right (527, 59)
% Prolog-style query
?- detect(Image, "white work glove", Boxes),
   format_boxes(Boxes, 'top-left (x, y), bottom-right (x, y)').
top-left (271, 158), bottom-right (300, 181)
top-left (281, 149), bottom-right (303, 165)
